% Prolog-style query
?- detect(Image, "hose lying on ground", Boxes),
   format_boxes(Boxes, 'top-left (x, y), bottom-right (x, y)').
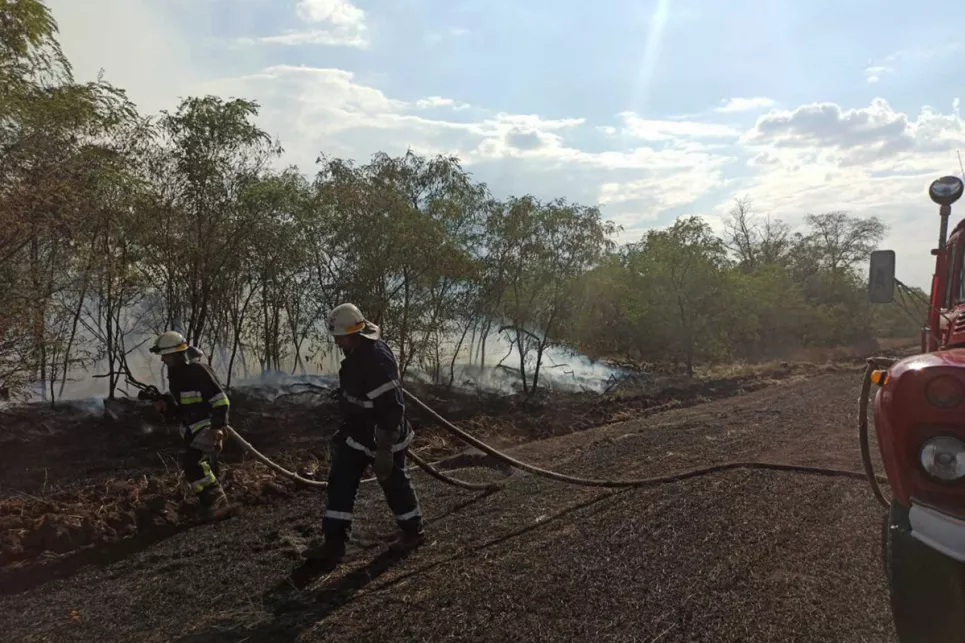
top-left (223, 426), bottom-right (500, 492)
top-left (857, 357), bottom-right (896, 510)
top-left (402, 389), bottom-right (890, 489)
top-left (221, 385), bottom-right (891, 496)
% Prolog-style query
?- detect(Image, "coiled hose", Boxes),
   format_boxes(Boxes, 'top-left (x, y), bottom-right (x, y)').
top-left (222, 383), bottom-right (891, 495)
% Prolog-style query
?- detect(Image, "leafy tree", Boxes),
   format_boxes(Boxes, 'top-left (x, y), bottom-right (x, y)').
top-left (0, 1), bottom-right (922, 401)
top-left (625, 217), bottom-right (731, 376)
top-left (488, 196), bottom-right (616, 394)
top-left (136, 96), bottom-right (281, 349)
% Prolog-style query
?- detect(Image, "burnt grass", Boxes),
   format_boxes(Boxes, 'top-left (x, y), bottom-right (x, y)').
top-left (0, 362), bottom-right (899, 641)
top-left (0, 361), bottom-right (820, 568)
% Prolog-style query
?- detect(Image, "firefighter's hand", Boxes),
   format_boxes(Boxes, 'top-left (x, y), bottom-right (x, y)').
top-left (373, 447), bottom-right (393, 482)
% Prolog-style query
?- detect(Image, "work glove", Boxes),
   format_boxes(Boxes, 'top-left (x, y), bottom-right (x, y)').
top-left (373, 427), bottom-right (398, 482)
top-left (192, 425), bottom-right (225, 457)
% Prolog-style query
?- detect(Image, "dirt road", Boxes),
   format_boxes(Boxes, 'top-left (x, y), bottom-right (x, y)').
top-left (0, 369), bottom-right (895, 642)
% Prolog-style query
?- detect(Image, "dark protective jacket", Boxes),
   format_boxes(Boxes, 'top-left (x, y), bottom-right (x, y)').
top-left (166, 360), bottom-right (230, 441)
top-left (336, 338), bottom-right (411, 455)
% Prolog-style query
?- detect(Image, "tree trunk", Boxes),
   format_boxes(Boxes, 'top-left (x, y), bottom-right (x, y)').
top-left (448, 319), bottom-right (473, 388)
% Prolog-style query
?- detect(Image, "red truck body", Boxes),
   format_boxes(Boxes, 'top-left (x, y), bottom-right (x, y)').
top-left (870, 175), bottom-right (965, 642)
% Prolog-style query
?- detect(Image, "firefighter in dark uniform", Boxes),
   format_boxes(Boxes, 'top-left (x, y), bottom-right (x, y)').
top-left (150, 331), bottom-right (234, 520)
top-left (303, 303), bottom-right (425, 565)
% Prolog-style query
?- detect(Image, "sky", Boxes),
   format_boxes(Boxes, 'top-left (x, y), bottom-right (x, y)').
top-left (44, 0), bottom-right (965, 291)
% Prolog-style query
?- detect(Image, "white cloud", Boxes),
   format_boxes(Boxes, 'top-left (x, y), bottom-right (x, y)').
top-left (295, 0), bottom-right (363, 25)
top-left (246, 0), bottom-right (368, 48)
top-left (617, 112), bottom-right (741, 140)
top-left (599, 167), bottom-right (729, 211)
top-left (743, 99), bottom-right (965, 169)
top-left (714, 97), bottom-right (776, 113)
top-left (717, 98), bottom-right (965, 289)
top-left (864, 65), bottom-right (890, 84)
top-left (198, 64), bottom-right (743, 245)
top-left (252, 29), bottom-right (366, 47)
top-left (218, 64), bottom-right (739, 172)
top-left (416, 96), bottom-right (471, 110)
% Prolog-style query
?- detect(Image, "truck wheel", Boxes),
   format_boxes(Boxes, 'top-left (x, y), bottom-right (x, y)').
top-left (885, 500), bottom-right (965, 643)
top-left (881, 509), bottom-right (889, 577)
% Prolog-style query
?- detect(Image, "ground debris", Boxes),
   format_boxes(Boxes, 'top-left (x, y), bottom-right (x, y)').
top-left (0, 364), bottom-right (899, 642)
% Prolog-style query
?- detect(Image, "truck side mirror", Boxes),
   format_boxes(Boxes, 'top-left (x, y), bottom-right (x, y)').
top-left (868, 250), bottom-right (896, 304)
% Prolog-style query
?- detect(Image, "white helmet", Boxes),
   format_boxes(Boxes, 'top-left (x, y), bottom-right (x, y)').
top-left (150, 330), bottom-right (189, 355)
top-left (327, 303), bottom-right (380, 340)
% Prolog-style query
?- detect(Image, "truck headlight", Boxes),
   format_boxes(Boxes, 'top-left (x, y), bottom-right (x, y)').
top-left (920, 436), bottom-right (965, 481)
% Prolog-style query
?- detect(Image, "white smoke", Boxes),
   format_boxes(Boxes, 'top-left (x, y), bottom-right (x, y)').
top-left (15, 321), bottom-right (627, 407)
top-left (433, 333), bottom-right (630, 394)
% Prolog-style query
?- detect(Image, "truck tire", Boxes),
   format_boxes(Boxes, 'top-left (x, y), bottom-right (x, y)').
top-left (885, 500), bottom-right (965, 643)
top-left (881, 509), bottom-right (889, 578)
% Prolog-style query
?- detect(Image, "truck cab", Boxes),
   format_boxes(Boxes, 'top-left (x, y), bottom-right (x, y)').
top-left (867, 174), bottom-right (965, 642)
top-left (937, 220), bottom-right (965, 350)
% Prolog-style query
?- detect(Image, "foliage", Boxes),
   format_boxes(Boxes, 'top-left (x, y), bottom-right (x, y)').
top-left (0, 1), bottom-right (924, 403)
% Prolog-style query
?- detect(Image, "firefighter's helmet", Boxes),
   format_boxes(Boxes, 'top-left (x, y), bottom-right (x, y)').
top-left (150, 331), bottom-right (189, 355)
top-left (327, 303), bottom-right (380, 340)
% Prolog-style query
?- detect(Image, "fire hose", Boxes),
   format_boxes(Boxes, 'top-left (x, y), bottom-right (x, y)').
top-left (858, 357), bottom-right (896, 510)
top-left (224, 424), bottom-right (500, 492)
top-left (221, 385), bottom-right (891, 495)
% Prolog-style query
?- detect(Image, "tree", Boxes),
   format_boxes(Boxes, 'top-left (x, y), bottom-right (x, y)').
top-left (623, 217), bottom-right (731, 377)
top-left (312, 150), bottom-right (486, 380)
top-left (797, 211), bottom-right (886, 275)
top-left (489, 196), bottom-right (617, 395)
top-left (137, 96), bottom-right (281, 349)
top-left (0, 0), bottom-right (141, 402)
top-left (723, 197), bottom-right (793, 272)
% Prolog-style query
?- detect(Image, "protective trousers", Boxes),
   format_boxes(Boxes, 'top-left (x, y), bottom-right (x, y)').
top-left (322, 439), bottom-right (423, 542)
top-left (181, 430), bottom-right (225, 506)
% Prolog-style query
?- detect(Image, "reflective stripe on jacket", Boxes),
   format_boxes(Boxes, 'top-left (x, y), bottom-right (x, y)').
top-left (167, 361), bottom-right (230, 439)
top-left (337, 338), bottom-right (411, 452)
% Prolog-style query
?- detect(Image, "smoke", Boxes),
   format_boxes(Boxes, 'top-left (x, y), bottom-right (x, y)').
top-left (438, 334), bottom-right (629, 394)
top-left (233, 372), bottom-right (339, 402)
top-left (16, 322), bottom-right (627, 407)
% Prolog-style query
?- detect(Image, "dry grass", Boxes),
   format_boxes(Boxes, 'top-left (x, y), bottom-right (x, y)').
top-left (696, 337), bottom-right (919, 380)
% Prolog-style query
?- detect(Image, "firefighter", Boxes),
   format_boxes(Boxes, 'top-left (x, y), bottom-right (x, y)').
top-left (303, 303), bottom-right (425, 565)
top-left (150, 331), bottom-right (234, 520)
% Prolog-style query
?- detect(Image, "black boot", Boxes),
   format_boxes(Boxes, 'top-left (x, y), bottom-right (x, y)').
top-left (389, 524), bottom-right (425, 553)
top-left (302, 538), bottom-right (347, 566)
top-left (198, 484), bottom-right (235, 521)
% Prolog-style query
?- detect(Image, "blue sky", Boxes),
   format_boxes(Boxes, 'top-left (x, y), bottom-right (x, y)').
top-left (45, 0), bottom-right (965, 290)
